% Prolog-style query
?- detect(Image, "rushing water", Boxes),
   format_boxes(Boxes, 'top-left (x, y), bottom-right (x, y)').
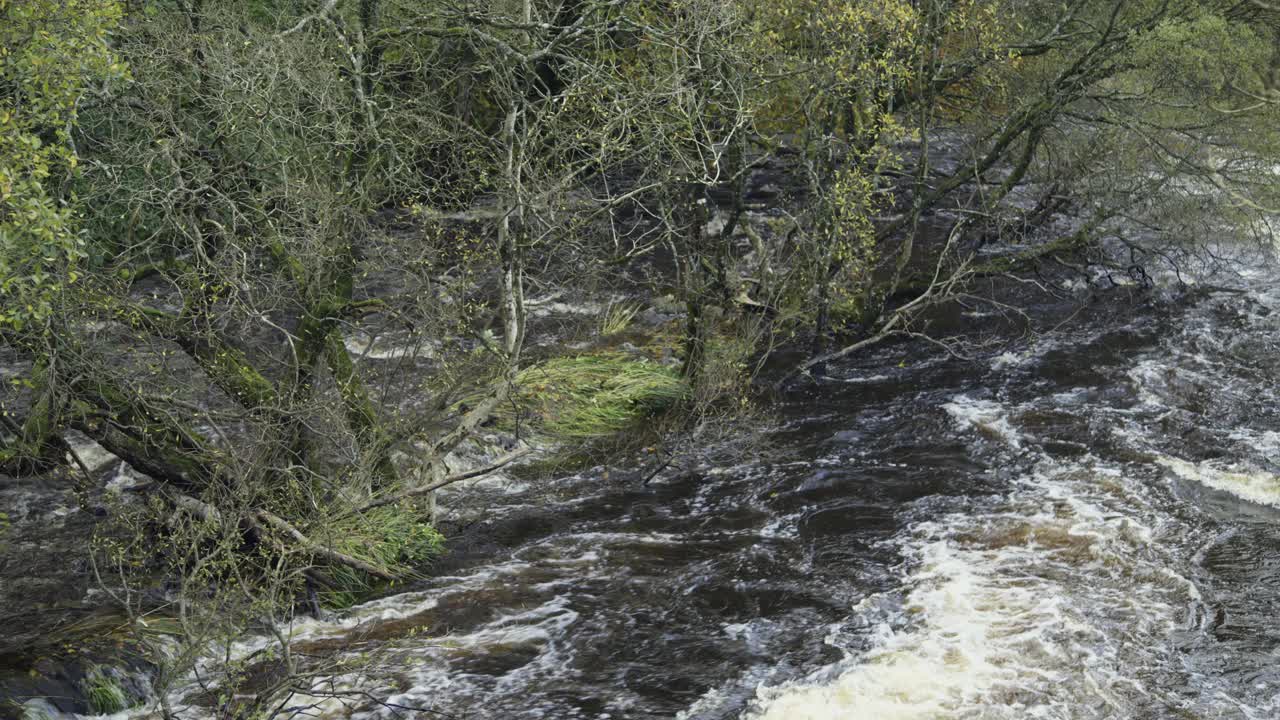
top-left (737, 270), bottom-right (1280, 720)
top-left (23, 263), bottom-right (1280, 719)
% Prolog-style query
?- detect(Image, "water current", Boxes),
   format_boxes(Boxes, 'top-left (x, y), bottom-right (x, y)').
top-left (39, 264), bottom-right (1280, 719)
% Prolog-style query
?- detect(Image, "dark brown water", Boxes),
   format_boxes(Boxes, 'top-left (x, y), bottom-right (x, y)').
top-left (9, 264), bottom-right (1280, 719)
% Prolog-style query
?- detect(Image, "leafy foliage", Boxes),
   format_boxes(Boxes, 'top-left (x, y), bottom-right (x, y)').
top-left (0, 0), bottom-right (125, 330)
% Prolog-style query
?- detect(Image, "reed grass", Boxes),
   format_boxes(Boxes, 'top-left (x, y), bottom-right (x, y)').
top-left (510, 354), bottom-right (687, 440)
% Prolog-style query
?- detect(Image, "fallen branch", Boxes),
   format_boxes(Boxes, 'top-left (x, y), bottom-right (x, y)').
top-left (253, 510), bottom-right (397, 581)
top-left (788, 329), bottom-right (902, 382)
top-left (340, 446), bottom-right (533, 519)
top-left (170, 492), bottom-right (224, 524)
top-left (780, 223), bottom-right (973, 387)
top-left (164, 493), bottom-right (395, 580)
top-left (426, 382), bottom-right (512, 459)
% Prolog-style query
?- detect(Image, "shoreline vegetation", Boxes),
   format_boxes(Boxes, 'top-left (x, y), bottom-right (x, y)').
top-left (1, 0), bottom-right (1277, 715)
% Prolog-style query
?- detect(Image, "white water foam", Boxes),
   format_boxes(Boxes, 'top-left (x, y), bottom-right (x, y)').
top-left (745, 398), bottom-right (1200, 720)
top-left (942, 396), bottom-right (1024, 448)
top-left (1159, 456), bottom-right (1280, 510)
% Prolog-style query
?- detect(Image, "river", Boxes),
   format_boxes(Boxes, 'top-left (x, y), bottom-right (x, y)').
top-left (13, 258), bottom-right (1280, 719)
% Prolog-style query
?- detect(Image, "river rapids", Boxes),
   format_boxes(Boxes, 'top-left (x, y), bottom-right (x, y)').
top-left (16, 260), bottom-right (1280, 720)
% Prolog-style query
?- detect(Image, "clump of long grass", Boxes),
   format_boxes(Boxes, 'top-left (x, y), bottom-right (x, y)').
top-left (82, 667), bottom-right (130, 715)
top-left (314, 504), bottom-right (445, 608)
top-left (599, 301), bottom-right (642, 336)
top-left (510, 354), bottom-right (687, 440)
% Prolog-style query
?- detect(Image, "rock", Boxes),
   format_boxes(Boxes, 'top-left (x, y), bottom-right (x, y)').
top-left (64, 430), bottom-right (121, 478)
top-left (16, 699), bottom-right (59, 720)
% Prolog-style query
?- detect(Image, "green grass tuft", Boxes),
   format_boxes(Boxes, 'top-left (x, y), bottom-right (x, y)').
top-left (315, 505), bottom-right (445, 608)
top-left (82, 667), bottom-right (129, 715)
top-left (509, 354), bottom-right (687, 440)
top-left (599, 301), bottom-right (642, 336)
